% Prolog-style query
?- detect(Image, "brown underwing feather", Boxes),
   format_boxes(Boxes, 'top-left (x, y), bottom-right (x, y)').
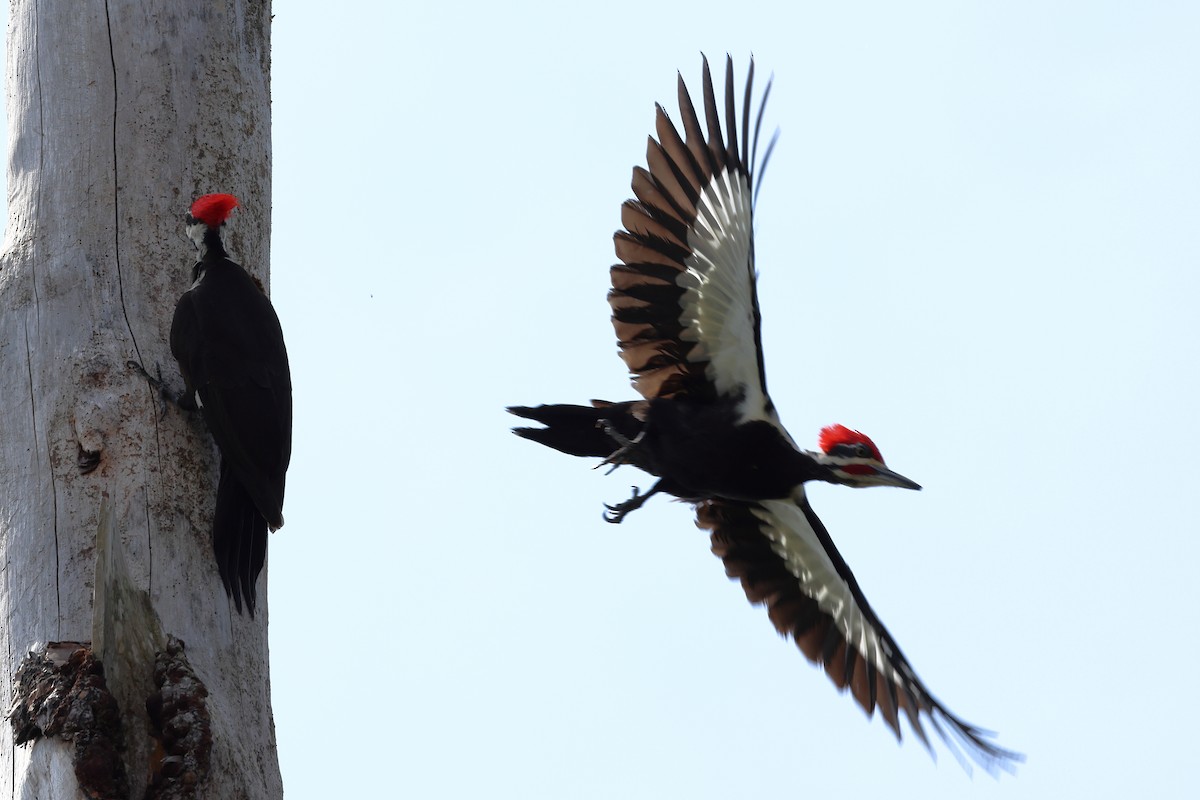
top-left (850, 649), bottom-right (874, 715)
top-left (620, 201), bottom-right (688, 248)
top-left (677, 73), bottom-right (716, 178)
top-left (764, 594), bottom-right (804, 625)
top-left (620, 339), bottom-right (687, 376)
top-left (700, 57), bottom-right (725, 168)
top-left (655, 105), bottom-right (707, 197)
top-left (636, 370), bottom-right (684, 401)
top-left (795, 625), bottom-right (825, 663)
top-left (615, 281), bottom-right (685, 307)
top-left (784, 596), bottom-right (823, 636)
top-left (609, 319), bottom-right (650, 344)
top-left (613, 232), bottom-right (685, 269)
top-left (611, 260), bottom-right (679, 286)
top-left (630, 166), bottom-right (688, 225)
top-left (822, 623), bottom-right (845, 675)
top-left (610, 266), bottom-right (672, 293)
top-left (620, 231), bottom-right (691, 265)
top-left (627, 350), bottom-right (686, 374)
top-left (828, 641), bottom-right (850, 690)
top-left (645, 140), bottom-right (698, 218)
top-left (610, 304), bottom-right (682, 335)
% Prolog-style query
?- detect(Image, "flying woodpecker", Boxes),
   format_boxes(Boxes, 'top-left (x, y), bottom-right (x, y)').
top-left (510, 57), bottom-right (1022, 773)
top-left (168, 193), bottom-right (292, 616)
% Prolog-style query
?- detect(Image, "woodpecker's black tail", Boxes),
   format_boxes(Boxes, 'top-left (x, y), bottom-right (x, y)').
top-left (508, 401), bottom-right (649, 458)
top-left (213, 461), bottom-right (268, 616)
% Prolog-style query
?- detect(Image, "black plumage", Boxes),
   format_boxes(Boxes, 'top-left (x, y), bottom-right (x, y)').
top-left (169, 197), bottom-right (291, 616)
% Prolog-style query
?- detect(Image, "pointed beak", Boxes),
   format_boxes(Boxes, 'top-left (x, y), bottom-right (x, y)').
top-left (875, 466), bottom-right (922, 490)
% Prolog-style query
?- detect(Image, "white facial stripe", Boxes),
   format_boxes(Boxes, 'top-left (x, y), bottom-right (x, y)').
top-left (186, 222), bottom-right (206, 249)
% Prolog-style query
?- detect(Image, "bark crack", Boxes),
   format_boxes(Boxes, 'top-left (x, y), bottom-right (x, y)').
top-left (105, 0), bottom-right (165, 597)
top-left (22, 321), bottom-right (38, 470)
top-left (103, 0), bottom-right (143, 365)
top-left (47, 427), bottom-right (61, 633)
top-left (23, 319), bottom-right (61, 626)
top-left (30, 0), bottom-right (44, 327)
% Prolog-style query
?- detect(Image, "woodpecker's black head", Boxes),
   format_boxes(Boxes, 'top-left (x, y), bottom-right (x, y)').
top-left (813, 424), bottom-right (922, 490)
top-left (186, 193), bottom-right (238, 258)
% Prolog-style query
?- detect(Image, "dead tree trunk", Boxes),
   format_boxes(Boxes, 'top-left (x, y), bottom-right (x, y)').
top-left (0, 1), bottom-right (280, 797)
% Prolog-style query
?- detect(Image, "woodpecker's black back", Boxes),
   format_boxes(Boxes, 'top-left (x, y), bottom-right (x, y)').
top-left (170, 227), bottom-right (291, 616)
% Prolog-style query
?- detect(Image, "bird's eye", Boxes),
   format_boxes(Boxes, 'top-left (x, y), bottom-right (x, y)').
top-left (829, 443), bottom-right (872, 460)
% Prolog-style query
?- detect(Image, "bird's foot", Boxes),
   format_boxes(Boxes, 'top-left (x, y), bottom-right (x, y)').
top-left (603, 485), bottom-right (654, 524)
top-left (126, 359), bottom-right (163, 390)
top-left (126, 360), bottom-right (189, 413)
top-left (596, 420), bottom-right (647, 474)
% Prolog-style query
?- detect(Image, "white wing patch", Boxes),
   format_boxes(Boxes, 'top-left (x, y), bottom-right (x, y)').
top-left (753, 496), bottom-right (901, 689)
top-left (676, 167), bottom-right (770, 425)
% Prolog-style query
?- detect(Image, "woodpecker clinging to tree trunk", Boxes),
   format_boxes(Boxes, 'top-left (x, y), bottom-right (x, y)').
top-left (166, 193), bottom-right (292, 616)
top-left (509, 56), bottom-right (1022, 773)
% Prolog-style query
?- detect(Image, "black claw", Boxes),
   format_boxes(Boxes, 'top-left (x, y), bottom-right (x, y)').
top-left (598, 420), bottom-right (635, 449)
top-left (602, 486), bottom-right (648, 524)
top-left (128, 360), bottom-right (169, 414)
top-left (596, 420), bottom-right (648, 474)
top-left (602, 506), bottom-right (626, 524)
top-left (603, 487), bottom-right (640, 512)
top-left (127, 360), bottom-right (187, 413)
top-left (126, 359), bottom-right (162, 389)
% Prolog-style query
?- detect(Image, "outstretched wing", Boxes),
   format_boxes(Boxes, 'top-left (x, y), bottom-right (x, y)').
top-left (609, 55), bottom-right (781, 428)
top-left (699, 497), bottom-right (1024, 775)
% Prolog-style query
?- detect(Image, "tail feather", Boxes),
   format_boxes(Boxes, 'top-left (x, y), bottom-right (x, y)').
top-left (214, 461), bottom-right (268, 616)
top-left (508, 402), bottom-right (643, 458)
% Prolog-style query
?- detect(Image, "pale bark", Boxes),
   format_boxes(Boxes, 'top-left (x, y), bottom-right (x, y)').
top-left (0, 1), bottom-right (279, 798)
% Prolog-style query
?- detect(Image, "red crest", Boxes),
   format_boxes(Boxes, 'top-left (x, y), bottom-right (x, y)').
top-left (190, 193), bottom-right (239, 227)
top-left (818, 424), bottom-right (883, 462)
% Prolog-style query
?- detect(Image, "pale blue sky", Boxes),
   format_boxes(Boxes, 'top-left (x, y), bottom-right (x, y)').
top-left (274, 1), bottom-right (1199, 797)
top-left (15, 0), bottom-right (1200, 797)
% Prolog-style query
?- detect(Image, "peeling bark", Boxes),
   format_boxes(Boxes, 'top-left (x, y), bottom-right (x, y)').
top-left (10, 643), bottom-right (128, 800)
top-left (144, 638), bottom-right (211, 800)
top-left (9, 638), bottom-right (216, 800)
